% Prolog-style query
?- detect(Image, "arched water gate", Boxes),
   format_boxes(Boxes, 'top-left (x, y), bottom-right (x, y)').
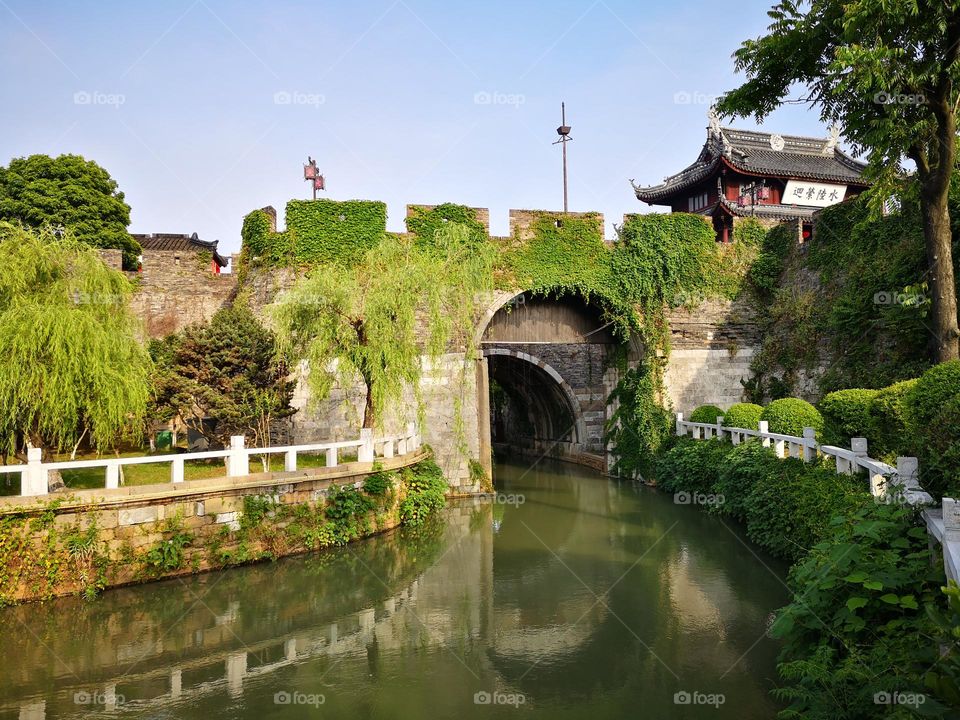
top-left (475, 292), bottom-right (617, 473)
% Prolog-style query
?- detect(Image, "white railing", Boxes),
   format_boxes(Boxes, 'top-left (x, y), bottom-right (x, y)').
top-left (0, 424), bottom-right (422, 498)
top-left (676, 412), bottom-right (960, 583)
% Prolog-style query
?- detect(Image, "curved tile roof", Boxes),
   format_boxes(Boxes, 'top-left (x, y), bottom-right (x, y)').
top-left (633, 126), bottom-right (869, 204)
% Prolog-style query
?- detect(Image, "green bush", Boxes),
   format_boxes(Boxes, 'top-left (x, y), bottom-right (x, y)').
top-left (760, 398), bottom-right (823, 438)
top-left (867, 378), bottom-right (917, 456)
top-left (689, 404), bottom-right (724, 423)
top-left (742, 457), bottom-right (864, 561)
top-left (772, 502), bottom-right (944, 717)
top-left (721, 402), bottom-right (764, 430)
top-left (653, 438), bottom-right (730, 496)
top-left (711, 440), bottom-right (778, 522)
top-left (398, 458), bottom-right (448, 527)
top-left (818, 388), bottom-right (878, 447)
top-left (904, 362), bottom-right (960, 497)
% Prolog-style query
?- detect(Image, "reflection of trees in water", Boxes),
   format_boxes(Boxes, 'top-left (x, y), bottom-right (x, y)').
top-left (486, 464), bottom-right (786, 714)
top-left (0, 507), bottom-right (458, 704)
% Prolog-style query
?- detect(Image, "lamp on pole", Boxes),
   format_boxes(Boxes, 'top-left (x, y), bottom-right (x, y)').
top-left (303, 157), bottom-right (325, 200)
top-left (553, 103), bottom-right (572, 212)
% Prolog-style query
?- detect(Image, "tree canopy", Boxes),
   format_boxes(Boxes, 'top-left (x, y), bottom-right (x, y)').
top-left (718, 0), bottom-right (960, 361)
top-left (0, 222), bottom-right (151, 456)
top-left (271, 224), bottom-right (494, 429)
top-left (0, 154), bottom-right (140, 269)
top-left (150, 306), bottom-right (296, 450)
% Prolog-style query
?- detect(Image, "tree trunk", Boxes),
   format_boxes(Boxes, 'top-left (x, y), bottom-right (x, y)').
top-left (920, 167), bottom-right (960, 362)
top-left (362, 382), bottom-right (375, 429)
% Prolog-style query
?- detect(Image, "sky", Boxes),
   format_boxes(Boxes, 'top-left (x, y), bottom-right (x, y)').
top-left (0, 0), bottom-right (842, 254)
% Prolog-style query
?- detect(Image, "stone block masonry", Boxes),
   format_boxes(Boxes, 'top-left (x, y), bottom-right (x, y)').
top-left (0, 451), bottom-right (427, 604)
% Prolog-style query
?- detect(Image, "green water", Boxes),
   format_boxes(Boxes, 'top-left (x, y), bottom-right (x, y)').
top-left (0, 459), bottom-right (789, 719)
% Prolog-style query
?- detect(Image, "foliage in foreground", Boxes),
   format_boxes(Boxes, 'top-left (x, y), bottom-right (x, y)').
top-left (604, 360), bottom-right (673, 479)
top-left (0, 223), bottom-right (151, 457)
top-left (648, 435), bottom-right (960, 716)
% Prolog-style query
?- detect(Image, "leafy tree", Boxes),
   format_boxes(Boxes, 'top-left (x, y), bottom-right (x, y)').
top-left (0, 154), bottom-right (140, 269)
top-left (0, 223), bottom-right (151, 463)
top-left (150, 307), bottom-right (296, 457)
top-left (718, 0), bottom-right (960, 362)
top-left (271, 224), bottom-right (494, 429)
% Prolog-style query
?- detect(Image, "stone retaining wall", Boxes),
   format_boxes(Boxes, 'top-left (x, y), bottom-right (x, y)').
top-left (0, 451), bottom-right (427, 604)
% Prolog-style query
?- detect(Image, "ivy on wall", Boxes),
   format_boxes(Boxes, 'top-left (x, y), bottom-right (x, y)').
top-left (405, 203), bottom-right (487, 248)
top-left (285, 199), bottom-right (386, 265)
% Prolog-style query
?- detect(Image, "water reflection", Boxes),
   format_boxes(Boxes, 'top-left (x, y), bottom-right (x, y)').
top-left (0, 460), bottom-right (787, 719)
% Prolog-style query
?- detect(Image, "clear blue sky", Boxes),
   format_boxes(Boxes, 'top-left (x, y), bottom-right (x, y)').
top-left (0, 0), bottom-right (840, 253)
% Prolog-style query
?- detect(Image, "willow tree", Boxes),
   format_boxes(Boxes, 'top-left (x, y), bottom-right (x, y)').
top-left (0, 223), bottom-right (151, 463)
top-left (717, 0), bottom-right (960, 362)
top-left (271, 224), bottom-right (494, 429)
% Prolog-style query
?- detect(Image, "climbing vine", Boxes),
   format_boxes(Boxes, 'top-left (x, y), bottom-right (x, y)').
top-left (406, 203), bottom-right (487, 248)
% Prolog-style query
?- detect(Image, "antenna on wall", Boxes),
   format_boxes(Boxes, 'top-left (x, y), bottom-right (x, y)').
top-left (553, 102), bottom-right (572, 212)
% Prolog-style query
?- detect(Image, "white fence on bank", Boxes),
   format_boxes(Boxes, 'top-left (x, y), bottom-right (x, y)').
top-left (0, 425), bottom-right (421, 498)
top-left (676, 413), bottom-right (960, 583)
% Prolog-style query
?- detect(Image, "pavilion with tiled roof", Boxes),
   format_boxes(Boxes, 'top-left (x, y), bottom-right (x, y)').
top-left (631, 110), bottom-right (870, 242)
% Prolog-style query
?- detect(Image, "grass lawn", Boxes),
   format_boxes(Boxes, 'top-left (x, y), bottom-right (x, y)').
top-left (0, 448), bottom-right (357, 496)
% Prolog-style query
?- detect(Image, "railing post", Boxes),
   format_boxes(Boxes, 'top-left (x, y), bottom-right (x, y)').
top-left (758, 421), bottom-right (770, 448)
top-left (716, 416), bottom-right (725, 441)
top-left (383, 439), bottom-right (395, 459)
top-left (326, 447), bottom-right (338, 468)
top-left (22, 448), bottom-right (47, 496)
top-left (227, 435), bottom-right (249, 477)
top-left (397, 435), bottom-right (407, 455)
top-left (284, 449), bottom-right (297, 472)
top-left (675, 412), bottom-right (684, 437)
top-left (171, 456), bottom-right (184, 483)
top-left (848, 438), bottom-right (867, 475)
top-left (105, 461), bottom-right (120, 489)
top-left (692, 425), bottom-right (701, 440)
top-left (942, 498), bottom-right (960, 583)
top-left (358, 429), bottom-right (374, 463)
top-left (896, 456), bottom-right (920, 489)
top-left (802, 427), bottom-right (816, 462)
top-left (407, 422), bottom-right (419, 450)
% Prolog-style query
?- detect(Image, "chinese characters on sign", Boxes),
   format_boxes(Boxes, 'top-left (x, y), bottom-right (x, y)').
top-left (783, 180), bottom-right (847, 208)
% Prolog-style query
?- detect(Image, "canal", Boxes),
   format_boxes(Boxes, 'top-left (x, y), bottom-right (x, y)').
top-left (0, 459), bottom-right (789, 719)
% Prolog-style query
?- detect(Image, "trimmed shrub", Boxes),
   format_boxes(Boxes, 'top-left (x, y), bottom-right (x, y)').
top-left (689, 404), bottom-right (724, 423)
top-left (818, 388), bottom-right (878, 447)
top-left (653, 438), bottom-right (729, 496)
top-left (867, 378), bottom-right (917, 456)
top-left (760, 398), bottom-right (823, 438)
top-left (905, 360), bottom-right (960, 431)
top-left (721, 402), bottom-right (764, 431)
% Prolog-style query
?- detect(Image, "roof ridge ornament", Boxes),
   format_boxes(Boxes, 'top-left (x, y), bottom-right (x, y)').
top-left (707, 105), bottom-right (722, 139)
top-left (823, 123), bottom-right (840, 154)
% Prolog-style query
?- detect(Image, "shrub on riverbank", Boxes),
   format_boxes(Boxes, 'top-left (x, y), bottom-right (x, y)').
top-left (760, 398), bottom-right (823, 437)
top-left (721, 402), bottom-right (764, 430)
top-left (818, 388), bottom-right (878, 447)
top-left (689, 404), bottom-right (724, 423)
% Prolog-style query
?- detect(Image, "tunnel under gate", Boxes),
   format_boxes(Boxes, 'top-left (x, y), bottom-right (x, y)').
top-left (477, 293), bottom-right (617, 471)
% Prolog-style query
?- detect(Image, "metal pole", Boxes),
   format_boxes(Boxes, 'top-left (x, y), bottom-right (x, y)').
top-left (561, 102), bottom-right (568, 213)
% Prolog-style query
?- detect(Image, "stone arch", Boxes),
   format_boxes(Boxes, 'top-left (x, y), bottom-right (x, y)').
top-left (482, 347), bottom-right (588, 451)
